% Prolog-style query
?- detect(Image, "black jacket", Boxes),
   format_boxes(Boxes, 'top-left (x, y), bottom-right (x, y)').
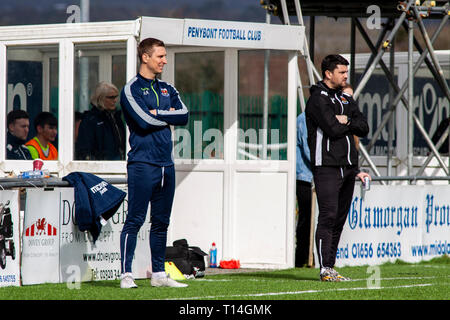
top-left (305, 81), bottom-right (369, 168)
top-left (75, 105), bottom-right (126, 161)
top-left (6, 131), bottom-right (32, 160)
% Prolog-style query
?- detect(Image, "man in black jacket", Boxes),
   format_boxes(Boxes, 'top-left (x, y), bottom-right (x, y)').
top-left (305, 54), bottom-right (370, 282)
top-left (6, 109), bottom-right (32, 160)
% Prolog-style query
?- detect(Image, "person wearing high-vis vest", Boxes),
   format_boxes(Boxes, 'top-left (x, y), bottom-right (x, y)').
top-left (119, 38), bottom-right (189, 289)
top-left (26, 111), bottom-right (58, 160)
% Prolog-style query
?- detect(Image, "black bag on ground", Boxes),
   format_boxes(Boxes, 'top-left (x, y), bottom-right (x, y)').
top-left (165, 239), bottom-right (208, 277)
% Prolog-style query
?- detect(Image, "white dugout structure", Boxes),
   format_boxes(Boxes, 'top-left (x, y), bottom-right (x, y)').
top-left (0, 17), bottom-right (304, 273)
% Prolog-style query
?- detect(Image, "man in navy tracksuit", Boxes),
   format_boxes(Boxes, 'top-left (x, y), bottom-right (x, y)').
top-left (119, 38), bottom-right (188, 288)
top-left (305, 54), bottom-right (370, 282)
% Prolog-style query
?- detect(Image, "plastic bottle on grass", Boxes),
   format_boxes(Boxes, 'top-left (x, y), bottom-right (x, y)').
top-left (209, 242), bottom-right (217, 268)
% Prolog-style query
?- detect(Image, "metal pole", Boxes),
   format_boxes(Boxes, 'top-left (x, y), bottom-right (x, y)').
top-left (4, 176), bottom-right (450, 190)
top-left (402, 21), bottom-right (448, 97)
top-left (79, 0), bottom-right (90, 112)
top-left (309, 16), bottom-right (315, 64)
top-left (407, 19), bottom-right (414, 179)
top-left (80, 0), bottom-right (89, 22)
top-left (350, 18), bottom-right (356, 88)
top-left (293, 0), bottom-right (315, 86)
top-left (387, 37), bottom-right (395, 180)
top-left (358, 15), bottom-right (448, 164)
top-left (413, 6), bottom-right (450, 102)
top-left (0, 177), bottom-right (128, 189)
top-left (357, 19), bottom-right (391, 86)
top-left (280, 0), bottom-right (290, 25)
top-left (416, 128), bottom-right (449, 176)
top-left (362, 15), bottom-right (447, 153)
top-left (262, 12), bottom-right (271, 160)
top-left (358, 144), bottom-right (387, 185)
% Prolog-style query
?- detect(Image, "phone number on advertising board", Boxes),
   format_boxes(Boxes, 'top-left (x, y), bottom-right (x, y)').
top-left (349, 242), bottom-right (402, 259)
top-left (92, 268), bottom-right (121, 280)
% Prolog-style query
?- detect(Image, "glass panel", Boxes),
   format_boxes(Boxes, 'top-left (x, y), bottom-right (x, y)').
top-left (112, 55), bottom-right (126, 91)
top-left (6, 44), bottom-right (59, 160)
top-left (238, 50), bottom-right (288, 160)
top-left (174, 51), bottom-right (224, 160)
top-left (74, 42), bottom-right (127, 161)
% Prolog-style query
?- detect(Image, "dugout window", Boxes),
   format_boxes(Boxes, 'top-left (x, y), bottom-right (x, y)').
top-left (237, 50), bottom-right (289, 161)
top-left (5, 44), bottom-right (60, 160)
top-left (173, 51), bottom-right (225, 160)
top-left (73, 41), bottom-right (127, 161)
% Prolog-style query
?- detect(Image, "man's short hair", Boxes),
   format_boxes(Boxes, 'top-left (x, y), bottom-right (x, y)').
top-left (7, 109), bottom-right (29, 127)
top-left (34, 112), bottom-right (57, 130)
top-left (321, 54), bottom-right (349, 78)
top-left (138, 38), bottom-right (165, 63)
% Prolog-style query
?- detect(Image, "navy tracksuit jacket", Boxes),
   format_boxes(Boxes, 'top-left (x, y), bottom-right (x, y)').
top-left (119, 73), bottom-right (188, 274)
top-left (62, 172), bottom-right (126, 243)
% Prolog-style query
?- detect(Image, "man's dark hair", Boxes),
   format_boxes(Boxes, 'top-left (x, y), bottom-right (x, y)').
top-left (138, 38), bottom-right (165, 63)
top-left (7, 109), bottom-right (29, 127)
top-left (34, 111), bottom-right (57, 130)
top-left (321, 54), bottom-right (349, 78)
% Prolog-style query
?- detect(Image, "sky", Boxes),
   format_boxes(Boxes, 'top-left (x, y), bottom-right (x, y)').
top-left (0, 0), bottom-right (272, 25)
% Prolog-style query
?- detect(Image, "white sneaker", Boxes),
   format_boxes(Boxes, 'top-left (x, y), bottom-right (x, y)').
top-left (120, 273), bottom-right (138, 289)
top-left (150, 274), bottom-right (188, 288)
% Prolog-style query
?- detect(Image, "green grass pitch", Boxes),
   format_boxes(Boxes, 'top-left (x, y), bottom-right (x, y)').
top-left (1, 256), bottom-right (448, 301)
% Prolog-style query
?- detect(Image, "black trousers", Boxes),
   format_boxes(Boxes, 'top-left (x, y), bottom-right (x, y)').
top-left (295, 180), bottom-right (312, 267)
top-left (313, 165), bottom-right (357, 269)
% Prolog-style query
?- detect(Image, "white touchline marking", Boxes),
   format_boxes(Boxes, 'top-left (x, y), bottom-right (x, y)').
top-left (194, 275), bottom-right (446, 283)
top-left (161, 283), bottom-right (434, 300)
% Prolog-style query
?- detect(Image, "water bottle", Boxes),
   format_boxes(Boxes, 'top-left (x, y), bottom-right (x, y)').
top-left (209, 242), bottom-right (217, 268)
top-left (19, 169), bottom-right (50, 179)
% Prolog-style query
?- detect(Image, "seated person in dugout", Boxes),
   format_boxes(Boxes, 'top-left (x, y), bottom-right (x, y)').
top-left (26, 111), bottom-right (58, 160)
top-left (6, 109), bottom-right (32, 160)
top-left (75, 82), bottom-right (126, 161)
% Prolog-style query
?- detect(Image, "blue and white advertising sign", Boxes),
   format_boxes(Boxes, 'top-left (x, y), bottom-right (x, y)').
top-left (330, 185), bottom-right (450, 267)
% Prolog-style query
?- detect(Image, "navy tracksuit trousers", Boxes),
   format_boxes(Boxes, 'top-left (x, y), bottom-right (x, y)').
top-left (120, 162), bottom-right (175, 274)
top-left (313, 165), bottom-right (357, 269)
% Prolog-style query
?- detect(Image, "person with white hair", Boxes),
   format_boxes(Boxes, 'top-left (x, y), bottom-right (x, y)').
top-left (75, 81), bottom-right (126, 160)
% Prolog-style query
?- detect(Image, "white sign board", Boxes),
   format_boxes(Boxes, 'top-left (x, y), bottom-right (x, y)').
top-left (140, 17), bottom-right (305, 51)
top-left (22, 188), bottom-right (151, 285)
top-left (326, 185), bottom-right (450, 267)
top-left (21, 190), bottom-right (60, 285)
top-left (0, 190), bottom-right (21, 287)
